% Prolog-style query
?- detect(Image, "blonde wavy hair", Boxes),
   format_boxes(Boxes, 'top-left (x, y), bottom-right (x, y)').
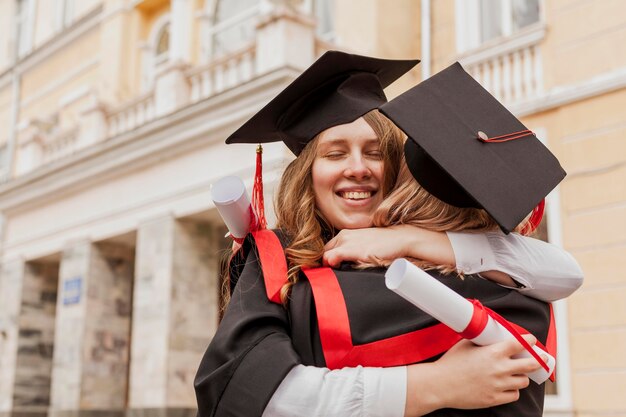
top-left (274, 109), bottom-right (406, 304)
top-left (361, 157), bottom-right (527, 273)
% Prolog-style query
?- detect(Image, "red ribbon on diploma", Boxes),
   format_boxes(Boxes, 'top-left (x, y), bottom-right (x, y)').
top-left (461, 299), bottom-right (551, 376)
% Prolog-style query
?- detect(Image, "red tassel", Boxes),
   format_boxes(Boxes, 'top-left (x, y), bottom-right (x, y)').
top-left (521, 199), bottom-right (545, 235)
top-left (251, 144), bottom-right (267, 230)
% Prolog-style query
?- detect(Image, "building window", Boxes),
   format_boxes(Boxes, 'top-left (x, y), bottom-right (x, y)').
top-left (480, 0), bottom-right (539, 43)
top-left (313, 0), bottom-right (335, 41)
top-left (0, 144), bottom-right (8, 181)
top-left (456, 0), bottom-right (541, 53)
top-left (56, 0), bottom-right (75, 31)
top-left (15, 0), bottom-right (35, 58)
top-left (208, 0), bottom-right (260, 58)
top-left (142, 14), bottom-right (171, 91)
top-left (511, 0), bottom-right (540, 32)
top-left (301, 0), bottom-right (335, 41)
top-left (154, 23), bottom-right (170, 67)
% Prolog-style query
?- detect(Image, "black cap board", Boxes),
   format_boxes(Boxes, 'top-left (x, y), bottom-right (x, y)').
top-left (225, 50), bottom-right (420, 155)
top-left (379, 62), bottom-right (566, 234)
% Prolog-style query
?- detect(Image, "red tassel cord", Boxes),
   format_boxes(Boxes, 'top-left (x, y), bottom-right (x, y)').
top-left (476, 129), bottom-right (535, 143)
top-left (521, 199), bottom-right (545, 236)
top-left (251, 144), bottom-right (267, 230)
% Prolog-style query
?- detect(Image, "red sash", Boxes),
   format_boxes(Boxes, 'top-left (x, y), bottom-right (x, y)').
top-left (252, 230), bottom-right (557, 381)
top-left (250, 229), bottom-right (288, 304)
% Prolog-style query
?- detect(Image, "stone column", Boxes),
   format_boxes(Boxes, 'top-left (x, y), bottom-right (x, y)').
top-left (255, 0), bottom-right (316, 74)
top-left (12, 261), bottom-right (59, 415)
top-left (49, 240), bottom-right (134, 417)
top-left (129, 216), bottom-right (224, 416)
top-left (0, 260), bottom-right (25, 416)
top-left (170, 0), bottom-right (195, 63)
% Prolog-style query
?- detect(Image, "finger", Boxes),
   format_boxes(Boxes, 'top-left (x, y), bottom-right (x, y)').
top-left (504, 375), bottom-right (530, 390)
top-left (500, 334), bottom-right (537, 356)
top-left (521, 333), bottom-right (537, 346)
top-left (323, 250), bottom-right (344, 268)
top-left (498, 389), bottom-right (521, 405)
top-left (507, 357), bottom-right (542, 376)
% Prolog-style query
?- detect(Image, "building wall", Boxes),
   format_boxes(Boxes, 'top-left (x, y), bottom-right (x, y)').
top-left (544, 0), bottom-right (626, 89)
top-left (558, 87), bottom-right (626, 414)
top-left (20, 28), bottom-right (101, 123)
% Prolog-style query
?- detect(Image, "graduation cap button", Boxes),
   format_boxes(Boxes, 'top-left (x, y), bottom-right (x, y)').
top-left (477, 131), bottom-right (489, 141)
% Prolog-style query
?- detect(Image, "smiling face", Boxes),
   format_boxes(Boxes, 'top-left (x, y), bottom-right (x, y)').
top-left (311, 117), bottom-right (385, 230)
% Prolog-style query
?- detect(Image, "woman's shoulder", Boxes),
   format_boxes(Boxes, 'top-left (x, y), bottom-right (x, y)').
top-left (228, 229), bottom-right (292, 301)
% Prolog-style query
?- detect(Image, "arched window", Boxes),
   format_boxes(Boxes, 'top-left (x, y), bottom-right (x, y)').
top-left (154, 23), bottom-right (170, 66)
top-left (207, 0), bottom-right (260, 58)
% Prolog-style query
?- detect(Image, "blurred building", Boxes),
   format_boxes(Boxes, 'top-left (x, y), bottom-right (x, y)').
top-left (0, 1), bottom-right (624, 416)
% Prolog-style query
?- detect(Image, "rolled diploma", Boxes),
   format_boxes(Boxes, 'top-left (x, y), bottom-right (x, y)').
top-left (385, 258), bottom-right (555, 384)
top-left (211, 176), bottom-right (254, 240)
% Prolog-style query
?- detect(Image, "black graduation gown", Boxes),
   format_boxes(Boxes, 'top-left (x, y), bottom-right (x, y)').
top-left (194, 233), bottom-right (551, 417)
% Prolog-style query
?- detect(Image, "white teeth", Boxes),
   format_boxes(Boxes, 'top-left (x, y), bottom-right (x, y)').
top-left (341, 191), bottom-right (372, 200)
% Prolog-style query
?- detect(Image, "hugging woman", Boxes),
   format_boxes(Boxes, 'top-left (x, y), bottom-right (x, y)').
top-left (194, 52), bottom-right (583, 417)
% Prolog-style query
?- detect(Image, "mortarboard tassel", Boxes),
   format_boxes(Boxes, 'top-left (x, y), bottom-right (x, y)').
top-left (521, 199), bottom-right (545, 236)
top-left (251, 144), bottom-right (267, 230)
top-left (476, 129), bottom-right (535, 143)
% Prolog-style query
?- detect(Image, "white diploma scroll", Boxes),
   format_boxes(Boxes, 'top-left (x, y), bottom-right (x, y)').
top-left (211, 176), bottom-right (254, 240)
top-left (385, 258), bottom-right (555, 384)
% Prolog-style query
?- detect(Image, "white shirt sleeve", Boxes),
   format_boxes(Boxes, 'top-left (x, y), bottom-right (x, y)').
top-left (263, 364), bottom-right (407, 417)
top-left (447, 231), bottom-right (583, 302)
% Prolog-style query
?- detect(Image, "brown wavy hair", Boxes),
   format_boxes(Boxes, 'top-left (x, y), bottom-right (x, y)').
top-left (274, 110), bottom-right (406, 303)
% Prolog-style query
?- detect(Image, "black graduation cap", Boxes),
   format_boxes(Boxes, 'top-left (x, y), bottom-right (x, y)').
top-left (225, 50), bottom-right (419, 155)
top-left (379, 62), bottom-right (566, 234)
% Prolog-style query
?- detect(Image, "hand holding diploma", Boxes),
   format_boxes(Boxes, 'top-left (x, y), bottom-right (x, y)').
top-left (386, 258), bottom-right (556, 384)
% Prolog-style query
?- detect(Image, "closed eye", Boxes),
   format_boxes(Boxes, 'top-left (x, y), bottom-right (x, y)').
top-left (323, 151), bottom-right (347, 159)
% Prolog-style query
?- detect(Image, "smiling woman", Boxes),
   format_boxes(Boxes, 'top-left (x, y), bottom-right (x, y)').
top-left (274, 110), bottom-right (404, 291)
top-left (313, 117), bottom-right (388, 230)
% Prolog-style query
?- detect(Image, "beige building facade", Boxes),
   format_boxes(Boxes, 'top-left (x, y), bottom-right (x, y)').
top-left (0, 0), bottom-right (624, 416)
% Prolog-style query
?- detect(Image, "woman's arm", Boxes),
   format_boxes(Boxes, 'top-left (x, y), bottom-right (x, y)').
top-left (405, 335), bottom-right (542, 415)
top-left (448, 230), bottom-right (583, 302)
top-left (264, 365), bottom-right (407, 417)
top-left (264, 336), bottom-right (542, 417)
top-left (323, 225), bottom-right (583, 302)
